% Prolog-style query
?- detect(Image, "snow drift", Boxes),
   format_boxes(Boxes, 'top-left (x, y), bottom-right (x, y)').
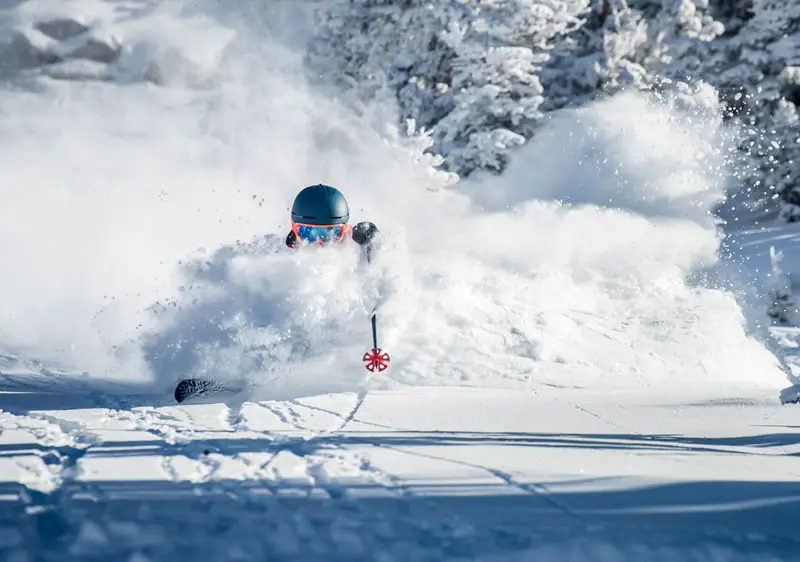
top-left (0, 0), bottom-right (787, 399)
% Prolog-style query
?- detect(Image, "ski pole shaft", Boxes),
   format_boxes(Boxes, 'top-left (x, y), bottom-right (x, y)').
top-left (363, 306), bottom-right (391, 373)
top-left (371, 310), bottom-right (378, 351)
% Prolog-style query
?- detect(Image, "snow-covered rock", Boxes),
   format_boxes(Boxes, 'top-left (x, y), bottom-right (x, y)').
top-left (0, 4), bottom-right (229, 88)
top-left (34, 18), bottom-right (89, 42)
top-left (780, 384), bottom-right (800, 404)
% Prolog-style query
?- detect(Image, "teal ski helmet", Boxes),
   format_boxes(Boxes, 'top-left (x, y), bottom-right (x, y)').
top-left (291, 184), bottom-right (350, 226)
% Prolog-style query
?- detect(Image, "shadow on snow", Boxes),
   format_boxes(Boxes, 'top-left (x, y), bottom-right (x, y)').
top-left (0, 431), bottom-right (800, 560)
top-left (0, 425), bottom-right (799, 559)
top-left (0, 475), bottom-right (798, 561)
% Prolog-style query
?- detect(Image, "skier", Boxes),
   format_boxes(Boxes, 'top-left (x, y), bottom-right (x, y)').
top-left (285, 184), bottom-right (380, 262)
top-left (173, 184), bottom-right (385, 404)
top-left (284, 184), bottom-right (389, 377)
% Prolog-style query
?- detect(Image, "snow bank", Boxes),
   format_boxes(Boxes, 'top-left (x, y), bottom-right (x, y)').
top-left (0, 0), bottom-right (788, 396)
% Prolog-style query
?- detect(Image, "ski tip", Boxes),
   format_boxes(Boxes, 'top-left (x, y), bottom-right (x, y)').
top-left (174, 377), bottom-right (248, 404)
top-left (174, 378), bottom-right (217, 403)
top-left (174, 379), bottom-right (196, 403)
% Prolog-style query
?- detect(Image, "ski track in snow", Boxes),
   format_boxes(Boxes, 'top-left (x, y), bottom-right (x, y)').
top-left (4, 370), bottom-right (800, 559)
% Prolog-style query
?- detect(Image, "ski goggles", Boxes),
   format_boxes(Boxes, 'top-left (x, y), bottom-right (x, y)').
top-left (292, 222), bottom-right (349, 245)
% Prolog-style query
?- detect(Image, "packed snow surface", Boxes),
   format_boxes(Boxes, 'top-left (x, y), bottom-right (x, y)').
top-left (2, 384), bottom-right (799, 560)
top-left (0, 0), bottom-right (797, 560)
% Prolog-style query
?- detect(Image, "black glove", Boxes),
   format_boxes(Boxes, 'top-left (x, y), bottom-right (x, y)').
top-left (351, 221), bottom-right (379, 246)
top-left (285, 230), bottom-right (298, 248)
top-left (352, 221), bottom-right (379, 264)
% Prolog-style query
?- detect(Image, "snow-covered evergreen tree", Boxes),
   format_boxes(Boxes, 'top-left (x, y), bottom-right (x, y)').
top-left (309, 0), bottom-right (588, 177)
top-left (668, 0), bottom-right (800, 222)
top-left (309, 0), bottom-right (800, 223)
top-left (542, 0), bottom-right (723, 111)
top-left (768, 246), bottom-right (799, 324)
top-left (730, 0), bottom-right (800, 221)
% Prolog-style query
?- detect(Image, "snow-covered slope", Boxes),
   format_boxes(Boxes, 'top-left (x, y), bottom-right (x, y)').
top-left (0, 1), bottom-right (797, 559)
top-left (3, 385), bottom-right (800, 560)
